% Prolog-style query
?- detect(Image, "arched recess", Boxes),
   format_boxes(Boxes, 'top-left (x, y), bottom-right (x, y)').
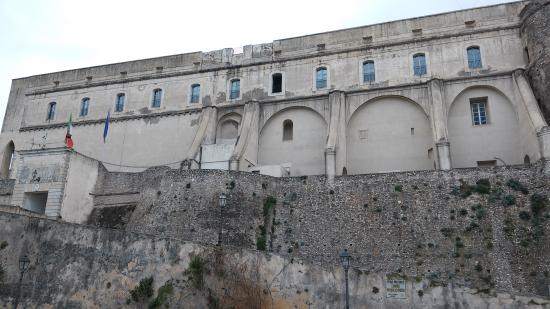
top-left (259, 107), bottom-right (327, 176)
top-left (347, 96), bottom-right (434, 174)
top-left (216, 113), bottom-right (242, 145)
top-left (448, 86), bottom-right (521, 168)
top-left (0, 141), bottom-right (15, 179)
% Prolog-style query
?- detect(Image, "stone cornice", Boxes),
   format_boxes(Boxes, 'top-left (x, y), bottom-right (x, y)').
top-left (25, 24), bottom-right (521, 97)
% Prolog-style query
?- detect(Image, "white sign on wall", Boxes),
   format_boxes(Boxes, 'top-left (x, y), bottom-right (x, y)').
top-left (386, 279), bottom-right (406, 299)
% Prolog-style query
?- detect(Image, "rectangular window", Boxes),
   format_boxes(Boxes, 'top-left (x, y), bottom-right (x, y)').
top-left (363, 61), bottom-right (375, 82)
top-left (230, 80), bottom-right (240, 99)
top-left (413, 54), bottom-right (427, 76)
top-left (152, 89), bottom-right (162, 107)
top-left (467, 47), bottom-right (482, 69)
top-left (80, 98), bottom-right (90, 116)
top-left (272, 74), bottom-right (282, 93)
top-left (47, 102), bottom-right (56, 120)
top-left (470, 99), bottom-right (488, 126)
top-left (190, 85), bottom-right (200, 103)
top-left (316, 68), bottom-right (327, 89)
top-left (115, 94), bottom-right (125, 112)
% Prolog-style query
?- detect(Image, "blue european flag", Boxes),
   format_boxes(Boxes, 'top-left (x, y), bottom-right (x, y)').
top-left (103, 111), bottom-right (110, 143)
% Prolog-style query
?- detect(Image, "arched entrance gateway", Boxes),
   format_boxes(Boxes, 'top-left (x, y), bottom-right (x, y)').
top-left (347, 96), bottom-right (434, 174)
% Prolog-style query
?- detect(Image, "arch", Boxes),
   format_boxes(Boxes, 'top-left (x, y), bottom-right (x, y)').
top-left (347, 96), bottom-right (434, 174)
top-left (0, 141), bottom-right (15, 179)
top-left (447, 86), bottom-right (521, 168)
top-left (259, 107), bottom-right (327, 176)
top-left (524, 155), bottom-right (531, 165)
top-left (216, 113), bottom-right (242, 144)
top-left (348, 95), bottom-right (429, 122)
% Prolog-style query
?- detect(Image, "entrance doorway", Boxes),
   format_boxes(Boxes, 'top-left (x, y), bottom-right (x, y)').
top-left (23, 192), bottom-right (48, 214)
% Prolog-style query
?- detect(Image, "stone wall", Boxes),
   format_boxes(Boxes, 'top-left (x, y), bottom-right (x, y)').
top-left (521, 0), bottom-right (550, 122)
top-left (0, 178), bottom-right (14, 205)
top-left (89, 162), bottom-right (550, 298)
top-left (1, 211), bottom-right (549, 308)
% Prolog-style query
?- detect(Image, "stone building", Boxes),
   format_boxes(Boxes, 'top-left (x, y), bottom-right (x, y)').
top-left (0, 0), bottom-right (549, 220)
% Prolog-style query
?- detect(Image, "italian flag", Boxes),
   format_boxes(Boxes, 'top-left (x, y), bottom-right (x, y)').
top-left (65, 114), bottom-right (74, 149)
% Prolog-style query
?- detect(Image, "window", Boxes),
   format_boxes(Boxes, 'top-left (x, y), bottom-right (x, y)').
top-left (467, 46), bottom-right (482, 69)
top-left (470, 98), bottom-right (488, 126)
top-left (283, 119), bottom-right (293, 141)
top-left (413, 53), bottom-right (427, 76)
top-left (230, 79), bottom-right (240, 100)
top-left (152, 89), bottom-right (162, 107)
top-left (363, 61), bottom-right (375, 82)
top-left (80, 98), bottom-right (90, 116)
top-left (190, 84), bottom-right (200, 103)
top-left (316, 67), bottom-right (327, 89)
top-left (115, 93), bottom-right (125, 112)
top-left (46, 102), bottom-right (56, 120)
top-left (272, 73), bottom-right (282, 94)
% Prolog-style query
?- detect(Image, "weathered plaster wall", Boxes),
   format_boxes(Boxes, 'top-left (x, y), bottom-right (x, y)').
top-left (60, 151), bottom-right (99, 223)
top-left (1, 212), bottom-right (549, 308)
top-left (89, 162), bottom-right (550, 298)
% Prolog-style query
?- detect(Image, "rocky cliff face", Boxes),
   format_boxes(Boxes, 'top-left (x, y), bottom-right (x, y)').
top-left (0, 212), bottom-right (549, 308)
top-left (521, 0), bottom-right (550, 123)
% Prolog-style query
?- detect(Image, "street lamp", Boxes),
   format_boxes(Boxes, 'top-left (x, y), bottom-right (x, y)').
top-left (14, 255), bottom-right (30, 309)
top-left (217, 193), bottom-right (227, 246)
top-left (339, 249), bottom-right (351, 309)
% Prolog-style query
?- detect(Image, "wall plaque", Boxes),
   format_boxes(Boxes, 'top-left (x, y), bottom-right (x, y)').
top-left (386, 279), bottom-right (406, 299)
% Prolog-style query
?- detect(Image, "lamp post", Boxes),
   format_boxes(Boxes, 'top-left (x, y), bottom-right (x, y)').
top-left (217, 193), bottom-right (226, 246)
top-left (339, 249), bottom-right (351, 309)
top-left (14, 255), bottom-right (30, 309)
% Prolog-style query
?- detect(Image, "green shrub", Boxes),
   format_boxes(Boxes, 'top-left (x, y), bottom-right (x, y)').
top-left (465, 221), bottom-right (479, 233)
top-left (519, 211), bottom-right (531, 221)
top-left (130, 277), bottom-right (154, 303)
top-left (149, 282), bottom-right (173, 309)
top-left (530, 193), bottom-right (548, 215)
top-left (473, 179), bottom-right (491, 194)
top-left (394, 185), bottom-right (403, 192)
top-left (506, 179), bottom-right (529, 195)
top-left (459, 209), bottom-right (468, 216)
top-left (256, 236), bottom-right (267, 251)
top-left (503, 194), bottom-right (516, 206)
top-left (0, 241), bottom-right (7, 250)
top-left (0, 263), bottom-right (4, 283)
top-left (440, 227), bottom-right (454, 237)
top-left (188, 256), bottom-right (206, 289)
top-left (264, 196), bottom-right (276, 216)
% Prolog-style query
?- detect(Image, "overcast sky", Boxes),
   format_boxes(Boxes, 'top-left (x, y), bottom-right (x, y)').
top-left (0, 0), bottom-right (517, 127)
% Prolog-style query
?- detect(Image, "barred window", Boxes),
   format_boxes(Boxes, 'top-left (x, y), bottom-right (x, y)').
top-left (363, 61), bottom-right (375, 82)
top-left (230, 79), bottom-right (240, 100)
top-left (47, 102), bottom-right (56, 120)
top-left (80, 98), bottom-right (90, 116)
top-left (190, 84), bottom-right (200, 103)
top-left (316, 67), bottom-right (327, 89)
top-left (467, 46), bottom-right (482, 69)
top-left (413, 53), bottom-right (427, 76)
top-left (115, 93), bottom-right (125, 112)
top-left (152, 89), bottom-right (162, 107)
top-left (470, 98), bottom-right (488, 126)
